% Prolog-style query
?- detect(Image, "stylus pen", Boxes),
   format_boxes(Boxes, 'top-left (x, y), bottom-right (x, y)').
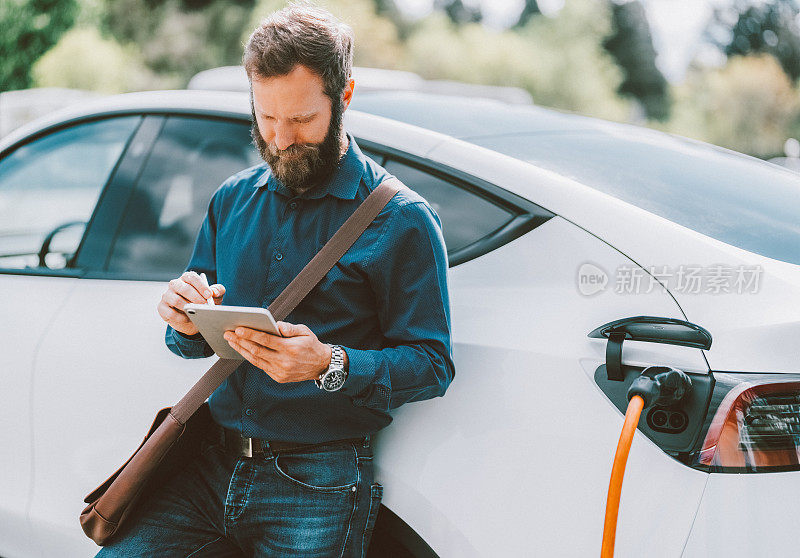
top-left (199, 272), bottom-right (215, 305)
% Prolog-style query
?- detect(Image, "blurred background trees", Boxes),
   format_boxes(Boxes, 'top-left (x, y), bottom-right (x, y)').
top-left (603, 0), bottom-right (670, 121)
top-left (4, 0), bottom-right (800, 159)
top-left (0, 0), bottom-right (78, 90)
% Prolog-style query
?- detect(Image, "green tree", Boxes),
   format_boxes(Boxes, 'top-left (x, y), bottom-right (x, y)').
top-left (667, 54), bottom-right (800, 158)
top-left (100, 0), bottom-right (254, 85)
top-left (0, 0), bottom-right (78, 91)
top-left (602, 0), bottom-right (670, 121)
top-left (32, 26), bottom-right (171, 92)
top-left (512, 0), bottom-right (541, 30)
top-left (434, 0), bottom-right (482, 25)
top-left (405, 0), bottom-right (629, 121)
top-left (721, 0), bottom-right (800, 82)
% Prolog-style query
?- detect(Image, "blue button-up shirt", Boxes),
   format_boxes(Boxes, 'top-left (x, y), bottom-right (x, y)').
top-left (165, 132), bottom-right (455, 443)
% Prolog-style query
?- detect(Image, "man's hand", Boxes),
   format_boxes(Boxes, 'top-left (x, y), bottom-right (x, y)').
top-left (224, 322), bottom-right (334, 384)
top-left (157, 271), bottom-right (226, 336)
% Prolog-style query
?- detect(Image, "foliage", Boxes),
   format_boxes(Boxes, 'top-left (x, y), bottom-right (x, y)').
top-left (434, 0), bottom-right (482, 25)
top-left (712, 0), bottom-right (800, 83)
top-left (0, 0), bottom-right (78, 91)
top-left (666, 54), bottom-right (800, 158)
top-left (603, 0), bottom-right (670, 121)
top-left (404, 0), bottom-right (630, 122)
top-left (512, 0), bottom-right (541, 30)
top-left (32, 27), bottom-right (172, 92)
top-left (16, 0), bottom-right (800, 159)
top-left (100, 0), bottom-right (253, 85)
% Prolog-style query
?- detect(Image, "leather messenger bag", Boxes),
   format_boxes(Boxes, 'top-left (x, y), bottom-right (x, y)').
top-left (80, 177), bottom-right (403, 545)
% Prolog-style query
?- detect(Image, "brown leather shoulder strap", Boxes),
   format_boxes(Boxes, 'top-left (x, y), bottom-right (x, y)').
top-left (169, 176), bottom-right (404, 423)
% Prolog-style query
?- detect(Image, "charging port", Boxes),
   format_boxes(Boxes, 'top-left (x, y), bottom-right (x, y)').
top-left (647, 408), bottom-right (688, 433)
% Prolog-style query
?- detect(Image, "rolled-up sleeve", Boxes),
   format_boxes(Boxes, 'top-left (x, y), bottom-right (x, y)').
top-left (164, 188), bottom-right (221, 360)
top-left (339, 200), bottom-right (455, 412)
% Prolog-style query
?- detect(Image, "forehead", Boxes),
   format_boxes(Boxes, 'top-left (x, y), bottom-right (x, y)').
top-left (250, 64), bottom-right (329, 114)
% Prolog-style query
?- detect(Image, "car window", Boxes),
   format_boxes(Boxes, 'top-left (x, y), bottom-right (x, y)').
top-left (0, 117), bottom-right (140, 270)
top-left (106, 116), bottom-right (260, 275)
top-left (383, 159), bottom-right (514, 253)
top-left (474, 130), bottom-right (800, 266)
top-left (360, 147), bottom-right (384, 165)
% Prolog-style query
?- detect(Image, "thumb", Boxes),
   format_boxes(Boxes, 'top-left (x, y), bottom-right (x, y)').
top-left (277, 321), bottom-right (303, 337)
top-left (210, 284), bottom-right (225, 303)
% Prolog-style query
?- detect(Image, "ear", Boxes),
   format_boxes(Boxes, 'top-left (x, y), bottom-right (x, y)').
top-left (342, 78), bottom-right (355, 111)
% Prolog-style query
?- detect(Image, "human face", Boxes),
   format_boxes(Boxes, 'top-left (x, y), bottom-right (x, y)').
top-left (250, 64), bottom-right (352, 194)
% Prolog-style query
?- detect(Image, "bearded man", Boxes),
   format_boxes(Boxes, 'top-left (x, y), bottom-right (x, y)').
top-left (96, 3), bottom-right (455, 557)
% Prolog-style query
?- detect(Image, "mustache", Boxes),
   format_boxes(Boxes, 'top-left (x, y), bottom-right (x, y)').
top-left (267, 142), bottom-right (320, 159)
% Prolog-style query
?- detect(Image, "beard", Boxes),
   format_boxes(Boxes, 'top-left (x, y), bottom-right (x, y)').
top-left (250, 94), bottom-right (344, 196)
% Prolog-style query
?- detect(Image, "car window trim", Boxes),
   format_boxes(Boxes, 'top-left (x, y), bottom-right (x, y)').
top-left (98, 116), bottom-right (168, 271)
top-left (73, 116), bottom-right (165, 273)
top-left (356, 138), bottom-right (554, 266)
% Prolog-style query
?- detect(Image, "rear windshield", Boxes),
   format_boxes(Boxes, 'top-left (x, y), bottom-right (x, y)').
top-left (473, 128), bottom-right (800, 266)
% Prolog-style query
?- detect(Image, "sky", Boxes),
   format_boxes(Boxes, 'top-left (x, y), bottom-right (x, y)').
top-left (395, 0), bottom-right (736, 83)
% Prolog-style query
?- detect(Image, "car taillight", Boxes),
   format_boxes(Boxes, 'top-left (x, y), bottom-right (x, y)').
top-left (694, 381), bottom-right (800, 472)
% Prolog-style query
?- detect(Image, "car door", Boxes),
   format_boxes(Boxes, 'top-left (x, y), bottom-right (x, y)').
top-left (365, 138), bottom-right (712, 557)
top-left (28, 114), bottom-right (261, 556)
top-left (0, 115), bottom-right (142, 558)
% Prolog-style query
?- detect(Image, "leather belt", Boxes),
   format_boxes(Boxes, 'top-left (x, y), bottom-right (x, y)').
top-left (215, 424), bottom-right (368, 458)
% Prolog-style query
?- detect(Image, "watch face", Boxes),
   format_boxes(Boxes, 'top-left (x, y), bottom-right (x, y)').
top-left (322, 369), bottom-right (346, 391)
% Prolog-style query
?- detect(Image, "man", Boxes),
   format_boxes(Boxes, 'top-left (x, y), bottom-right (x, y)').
top-left (96, 3), bottom-right (454, 557)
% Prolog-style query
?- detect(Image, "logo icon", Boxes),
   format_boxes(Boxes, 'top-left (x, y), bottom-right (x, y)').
top-left (577, 262), bottom-right (608, 296)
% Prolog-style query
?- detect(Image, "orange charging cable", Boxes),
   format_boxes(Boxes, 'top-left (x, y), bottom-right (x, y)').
top-left (601, 394), bottom-right (645, 558)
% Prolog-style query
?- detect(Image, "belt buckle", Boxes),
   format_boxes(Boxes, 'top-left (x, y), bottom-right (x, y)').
top-left (241, 436), bottom-right (253, 458)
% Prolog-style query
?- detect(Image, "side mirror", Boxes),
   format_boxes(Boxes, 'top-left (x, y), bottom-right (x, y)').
top-left (37, 220), bottom-right (87, 269)
top-left (588, 316), bottom-right (712, 381)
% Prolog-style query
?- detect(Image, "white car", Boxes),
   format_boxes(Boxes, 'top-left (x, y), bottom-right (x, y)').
top-left (1, 89), bottom-right (799, 558)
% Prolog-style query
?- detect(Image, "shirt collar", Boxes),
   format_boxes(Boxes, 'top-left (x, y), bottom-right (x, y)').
top-left (252, 132), bottom-right (365, 200)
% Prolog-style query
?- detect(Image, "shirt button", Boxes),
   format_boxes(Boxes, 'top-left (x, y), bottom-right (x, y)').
top-left (289, 201), bottom-right (298, 209)
top-left (275, 252), bottom-right (283, 261)
top-left (245, 408), bottom-right (254, 417)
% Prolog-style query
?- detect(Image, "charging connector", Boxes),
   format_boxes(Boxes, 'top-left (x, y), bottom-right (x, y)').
top-left (601, 366), bottom-right (693, 557)
top-left (627, 365), bottom-right (692, 408)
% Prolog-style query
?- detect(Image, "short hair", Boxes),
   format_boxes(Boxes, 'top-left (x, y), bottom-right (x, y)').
top-left (243, 2), bottom-right (354, 103)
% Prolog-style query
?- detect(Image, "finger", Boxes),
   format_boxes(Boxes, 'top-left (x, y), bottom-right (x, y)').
top-left (228, 339), bottom-right (272, 374)
top-left (231, 336), bottom-right (271, 361)
top-left (277, 321), bottom-right (311, 337)
top-left (181, 271), bottom-right (214, 300)
top-left (169, 277), bottom-right (205, 304)
top-left (163, 290), bottom-right (193, 312)
top-left (232, 327), bottom-right (281, 350)
top-left (210, 283), bottom-right (225, 303)
top-left (157, 301), bottom-right (192, 325)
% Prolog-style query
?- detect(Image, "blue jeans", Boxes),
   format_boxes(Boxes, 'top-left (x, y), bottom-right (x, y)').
top-left (95, 433), bottom-right (383, 557)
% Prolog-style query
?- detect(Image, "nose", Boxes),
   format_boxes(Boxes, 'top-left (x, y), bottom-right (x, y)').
top-left (273, 121), bottom-right (296, 151)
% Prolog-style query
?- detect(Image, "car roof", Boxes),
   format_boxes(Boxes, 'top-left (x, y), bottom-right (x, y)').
top-left (348, 91), bottom-right (604, 139)
top-left (0, 88), bottom-right (629, 153)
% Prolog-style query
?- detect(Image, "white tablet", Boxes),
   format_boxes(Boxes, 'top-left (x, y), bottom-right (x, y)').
top-left (183, 304), bottom-right (282, 360)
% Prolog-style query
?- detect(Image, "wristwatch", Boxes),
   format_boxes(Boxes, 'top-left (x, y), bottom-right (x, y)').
top-left (315, 344), bottom-right (348, 392)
